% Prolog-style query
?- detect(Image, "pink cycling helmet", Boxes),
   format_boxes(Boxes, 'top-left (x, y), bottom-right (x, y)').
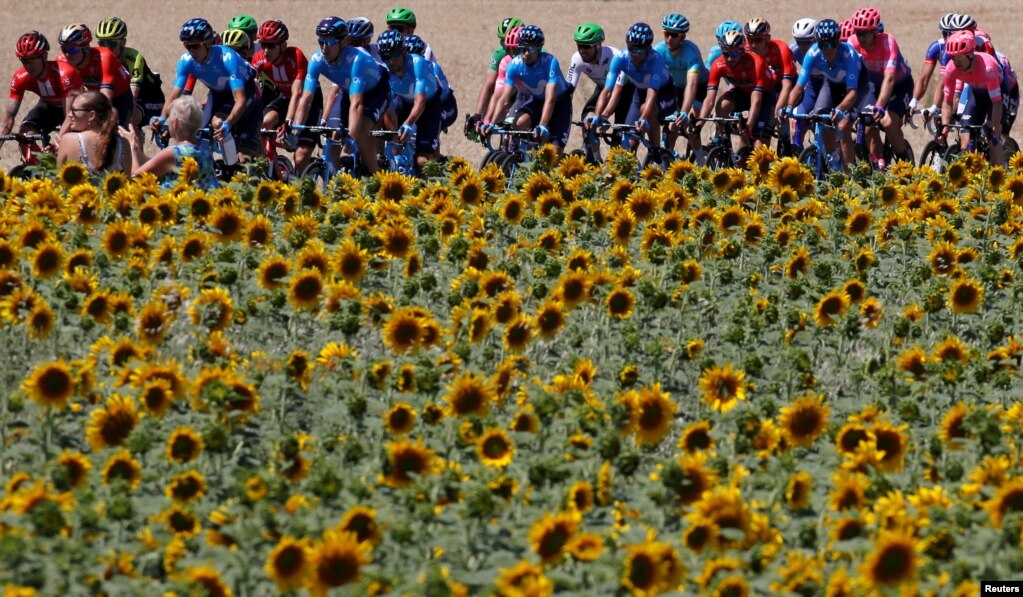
top-left (504, 25), bottom-right (522, 50)
top-left (852, 7), bottom-right (881, 32)
top-left (839, 19), bottom-right (854, 41)
top-left (945, 30), bottom-right (976, 57)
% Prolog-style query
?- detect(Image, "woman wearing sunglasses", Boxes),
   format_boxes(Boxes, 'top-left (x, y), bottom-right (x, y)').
top-left (57, 90), bottom-right (128, 175)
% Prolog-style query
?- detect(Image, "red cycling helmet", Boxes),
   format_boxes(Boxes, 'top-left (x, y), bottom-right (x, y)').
top-left (16, 30), bottom-right (49, 58)
top-left (504, 25), bottom-right (522, 50)
top-left (257, 20), bottom-right (289, 43)
top-left (945, 30), bottom-right (976, 57)
top-left (839, 19), bottom-right (855, 41)
top-left (852, 7), bottom-right (881, 32)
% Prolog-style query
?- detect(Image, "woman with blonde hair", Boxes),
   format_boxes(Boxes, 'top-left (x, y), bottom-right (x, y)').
top-left (57, 91), bottom-right (129, 175)
top-left (119, 95), bottom-right (217, 188)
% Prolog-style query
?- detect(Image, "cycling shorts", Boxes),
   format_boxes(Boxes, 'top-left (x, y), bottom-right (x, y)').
top-left (509, 91), bottom-right (573, 147)
top-left (204, 80), bottom-right (263, 154)
top-left (721, 88), bottom-right (777, 138)
top-left (580, 81), bottom-right (635, 123)
top-left (326, 72), bottom-right (391, 128)
top-left (264, 88), bottom-right (323, 148)
top-left (392, 93), bottom-right (442, 154)
top-left (626, 83), bottom-right (679, 126)
top-left (859, 76), bottom-right (913, 117)
top-left (21, 102), bottom-right (65, 136)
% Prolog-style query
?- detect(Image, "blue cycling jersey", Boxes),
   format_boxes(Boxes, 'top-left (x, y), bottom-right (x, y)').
top-left (790, 41), bottom-right (811, 67)
top-left (653, 40), bottom-right (708, 87)
top-left (606, 48), bottom-right (671, 90)
top-left (431, 60), bottom-right (452, 97)
top-left (924, 39), bottom-right (950, 68)
top-left (173, 45), bottom-right (254, 94)
top-left (797, 42), bottom-right (863, 88)
top-left (304, 46), bottom-right (385, 95)
top-left (706, 46), bottom-right (722, 70)
top-left (504, 52), bottom-right (568, 98)
top-left (388, 53), bottom-right (440, 101)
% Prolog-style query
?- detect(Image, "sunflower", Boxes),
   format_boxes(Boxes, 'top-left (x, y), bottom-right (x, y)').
top-left (265, 536), bottom-right (312, 593)
top-left (139, 379), bottom-right (174, 417)
top-left (872, 422), bottom-right (909, 473)
top-left (699, 364), bottom-right (747, 413)
top-left (500, 194), bottom-right (526, 224)
top-left (610, 213), bottom-right (636, 246)
top-left (102, 449), bottom-right (141, 489)
top-left (136, 301), bottom-right (172, 345)
top-left (189, 287), bottom-right (233, 333)
top-left (844, 208), bottom-right (873, 236)
top-left (377, 221), bottom-right (415, 260)
top-left (555, 272), bottom-right (591, 310)
top-left (382, 307), bottom-right (422, 353)
top-left (503, 316), bottom-right (534, 354)
top-left (522, 171), bottom-right (557, 202)
top-left (55, 450), bottom-right (92, 491)
top-left (22, 360), bottom-right (74, 409)
top-left (948, 277), bottom-right (983, 314)
top-left (529, 511), bottom-right (580, 565)
top-left (623, 383), bottom-right (675, 446)
top-left (768, 157), bottom-right (812, 194)
top-left (785, 471), bottom-right (813, 510)
top-left (778, 393), bottom-right (830, 448)
top-left (383, 403), bottom-right (416, 435)
top-left (495, 561), bottom-right (553, 597)
top-left (167, 427), bottom-right (203, 463)
top-left (86, 394), bottom-right (140, 450)
top-left (678, 421), bottom-right (714, 454)
top-left (861, 532), bottom-right (921, 589)
top-left (535, 300), bottom-right (566, 340)
top-left (256, 254), bottom-right (290, 291)
top-left (622, 540), bottom-right (684, 595)
top-left (26, 301), bottom-right (54, 340)
top-left (444, 372), bottom-right (494, 418)
top-left (208, 206), bottom-right (245, 242)
top-left (670, 452), bottom-right (718, 505)
top-left (288, 269), bottom-right (324, 311)
top-left (467, 307), bottom-right (491, 344)
top-left (606, 286), bottom-right (635, 319)
top-left (30, 241), bottom-right (63, 280)
top-left (928, 241), bottom-right (958, 277)
top-left (784, 246), bottom-right (810, 279)
top-left (335, 239), bottom-right (368, 283)
top-left (376, 170), bottom-right (412, 201)
top-left (165, 470), bottom-right (206, 503)
top-left (842, 279), bottom-right (866, 304)
top-left (814, 290), bottom-right (850, 327)
top-left (383, 439), bottom-right (440, 488)
top-left (477, 428), bottom-right (515, 468)
top-left (986, 477), bottom-right (1023, 527)
top-left (339, 505), bottom-right (382, 545)
top-left (58, 161), bottom-right (89, 188)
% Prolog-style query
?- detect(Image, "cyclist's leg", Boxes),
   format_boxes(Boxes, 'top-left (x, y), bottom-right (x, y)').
top-left (294, 89), bottom-right (322, 174)
top-left (795, 76), bottom-right (824, 150)
top-left (414, 95), bottom-right (443, 167)
top-left (511, 94), bottom-right (539, 130)
top-left (1002, 84), bottom-right (1019, 135)
top-left (356, 80), bottom-right (391, 174)
top-left (549, 90), bottom-right (574, 155)
top-left (858, 75), bottom-right (884, 161)
top-left (614, 81), bottom-right (636, 125)
top-left (111, 90), bottom-right (135, 129)
top-left (18, 102), bottom-right (62, 156)
top-left (958, 86), bottom-right (984, 152)
top-left (881, 76), bottom-right (912, 155)
top-left (752, 90), bottom-right (776, 149)
top-left (650, 83), bottom-right (678, 152)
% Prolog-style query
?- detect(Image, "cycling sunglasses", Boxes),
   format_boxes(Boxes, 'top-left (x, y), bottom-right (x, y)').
top-left (61, 45), bottom-right (84, 55)
top-left (97, 39), bottom-right (121, 49)
top-left (318, 37), bottom-right (341, 47)
top-left (663, 31), bottom-right (684, 39)
top-left (724, 50), bottom-right (744, 58)
top-left (819, 41), bottom-right (840, 50)
top-left (627, 46), bottom-right (648, 55)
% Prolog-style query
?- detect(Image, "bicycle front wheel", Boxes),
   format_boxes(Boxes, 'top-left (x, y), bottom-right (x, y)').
top-left (704, 146), bottom-right (732, 170)
top-left (797, 145), bottom-right (827, 180)
top-left (1004, 137), bottom-right (1020, 162)
top-left (301, 160), bottom-right (328, 191)
top-left (498, 151), bottom-right (521, 179)
top-left (918, 140), bottom-right (947, 173)
top-left (480, 149), bottom-right (505, 170)
top-left (273, 156), bottom-right (295, 182)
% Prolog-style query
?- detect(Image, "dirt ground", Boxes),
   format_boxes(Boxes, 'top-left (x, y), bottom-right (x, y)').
top-left (1, 0), bottom-right (1019, 169)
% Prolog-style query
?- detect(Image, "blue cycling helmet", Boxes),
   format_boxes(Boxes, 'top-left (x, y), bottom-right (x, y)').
top-left (626, 23), bottom-right (654, 48)
top-left (180, 18), bottom-right (214, 43)
top-left (316, 16), bottom-right (348, 40)
top-left (377, 29), bottom-right (404, 55)
top-left (518, 24), bottom-right (544, 48)
top-left (347, 17), bottom-right (374, 42)
top-left (661, 13), bottom-right (690, 33)
top-left (814, 19), bottom-right (841, 42)
top-left (715, 20), bottom-right (742, 43)
top-left (404, 34), bottom-right (426, 55)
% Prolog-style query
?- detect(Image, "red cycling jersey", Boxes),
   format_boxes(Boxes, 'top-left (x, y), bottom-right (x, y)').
top-left (58, 47), bottom-right (131, 95)
top-left (9, 60), bottom-right (83, 106)
top-left (756, 39), bottom-right (796, 85)
top-left (708, 52), bottom-right (774, 94)
top-left (252, 46), bottom-right (308, 97)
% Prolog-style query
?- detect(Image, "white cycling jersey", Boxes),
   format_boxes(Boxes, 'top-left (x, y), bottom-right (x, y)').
top-left (566, 46), bottom-right (618, 88)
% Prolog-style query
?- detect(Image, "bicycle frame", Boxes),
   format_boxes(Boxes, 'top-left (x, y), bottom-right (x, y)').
top-left (0, 133), bottom-right (49, 166)
top-left (787, 112), bottom-right (844, 180)
top-left (370, 130), bottom-right (417, 176)
top-left (693, 114), bottom-right (748, 169)
top-left (291, 124), bottom-right (358, 189)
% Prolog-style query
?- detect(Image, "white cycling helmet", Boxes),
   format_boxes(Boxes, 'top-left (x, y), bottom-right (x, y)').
top-left (792, 18), bottom-right (818, 42)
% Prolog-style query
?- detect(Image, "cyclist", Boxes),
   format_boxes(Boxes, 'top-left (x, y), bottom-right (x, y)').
top-left (910, 13), bottom-right (957, 121)
top-left (378, 30), bottom-right (442, 168)
top-left (252, 19), bottom-right (320, 174)
top-left (1, 31), bottom-right (83, 152)
top-left (347, 17), bottom-right (380, 61)
top-left (483, 25), bottom-right (574, 154)
top-left (940, 30), bottom-right (1007, 164)
top-left (157, 18), bottom-right (263, 161)
top-left (744, 19), bottom-right (797, 127)
top-left (466, 17), bottom-right (521, 139)
top-left (785, 19), bottom-right (864, 167)
top-left (699, 30), bottom-right (775, 149)
top-left (847, 6), bottom-right (913, 169)
top-left (228, 14), bottom-right (260, 54)
top-left (480, 26), bottom-right (522, 130)
top-left (56, 24), bottom-right (134, 128)
top-left (654, 14), bottom-right (707, 156)
top-left (385, 8), bottom-right (434, 62)
top-left (406, 34), bottom-right (458, 132)
top-left (588, 23), bottom-right (677, 158)
top-left (840, 19), bottom-right (854, 43)
top-left (790, 18), bottom-right (818, 67)
top-left (293, 17), bottom-right (391, 174)
top-left (705, 20), bottom-right (743, 69)
top-left (567, 22), bottom-right (635, 158)
top-left (95, 17), bottom-right (165, 131)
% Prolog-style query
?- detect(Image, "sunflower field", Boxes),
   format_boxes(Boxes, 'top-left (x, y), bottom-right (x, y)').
top-left (3, 147), bottom-right (1023, 596)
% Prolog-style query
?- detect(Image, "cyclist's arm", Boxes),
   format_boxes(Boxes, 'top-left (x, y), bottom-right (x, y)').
top-left (57, 93), bottom-right (76, 139)
top-left (474, 70), bottom-right (499, 117)
top-left (786, 82), bottom-right (803, 112)
top-left (218, 87), bottom-right (248, 132)
top-left (836, 86), bottom-right (858, 114)
top-left (638, 86), bottom-right (657, 122)
top-left (99, 50), bottom-right (119, 101)
top-left (991, 98), bottom-right (1004, 141)
top-left (747, 90), bottom-right (762, 131)
top-left (347, 91), bottom-right (365, 139)
top-left (488, 84), bottom-right (514, 125)
top-left (405, 92), bottom-right (427, 128)
top-left (0, 99), bottom-right (21, 150)
top-left (539, 82), bottom-right (556, 129)
top-left (699, 87), bottom-right (717, 120)
top-left (162, 56), bottom-right (193, 119)
top-left (285, 79), bottom-right (304, 123)
top-left (129, 50), bottom-right (146, 100)
top-left (913, 60), bottom-right (936, 105)
top-left (680, 70), bottom-right (700, 115)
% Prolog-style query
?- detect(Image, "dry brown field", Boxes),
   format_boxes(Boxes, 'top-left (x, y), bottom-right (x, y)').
top-left (2, 0), bottom-right (1020, 169)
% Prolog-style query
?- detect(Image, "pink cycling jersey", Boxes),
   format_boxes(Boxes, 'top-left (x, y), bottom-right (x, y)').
top-left (943, 51), bottom-right (1002, 102)
top-left (849, 32), bottom-right (911, 83)
top-left (494, 54), bottom-right (513, 92)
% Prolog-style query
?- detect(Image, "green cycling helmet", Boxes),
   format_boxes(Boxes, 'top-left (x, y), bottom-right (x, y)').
top-left (227, 14), bottom-right (258, 35)
top-left (96, 16), bottom-right (128, 40)
top-left (221, 28), bottom-right (251, 51)
top-left (497, 17), bottom-right (523, 39)
top-left (573, 23), bottom-right (604, 44)
top-left (386, 7), bottom-right (416, 26)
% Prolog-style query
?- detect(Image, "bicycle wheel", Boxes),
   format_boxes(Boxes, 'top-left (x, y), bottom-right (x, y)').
top-left (1004, 137), bottom-right (1020, 161)
top-left (735, 145), bottom-right (753, 169)
top-left (885, 140), bottom-right (914, 166)
top-left (301, 160), bottom-right (328, 191)
top-left (797, 145), bottom-right (826, 180)
top-left (918, 140), bottom-right (947, 172)
top-left (479, 149), bottom-right (505, 170)
top-left (942, 144), bottom-right (962, 165)
top-left (498, 151), bottom-right (521, 178)
top-left (273, 156), bottom-right (295, 182)
top-left (704, 146), bottom-right (732, 170)
top-left (8, 164), bottom-right (32, 180)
